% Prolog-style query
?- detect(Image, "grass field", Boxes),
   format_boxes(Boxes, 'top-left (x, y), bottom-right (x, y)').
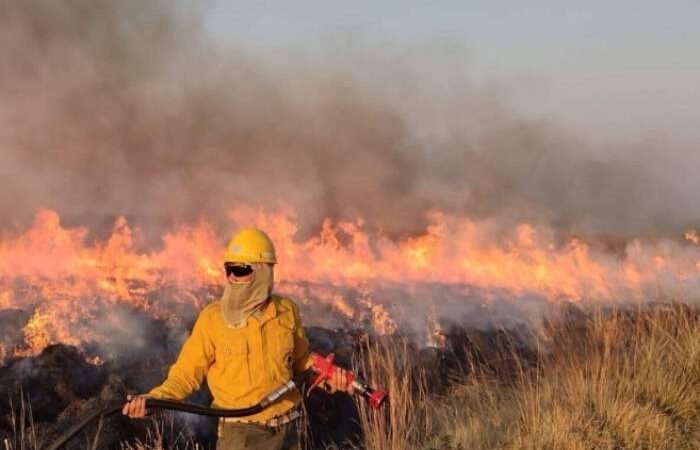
top-left (6, 303), bottom-right (700, 450)
top-left (352, 303), bottom-right (700, 450)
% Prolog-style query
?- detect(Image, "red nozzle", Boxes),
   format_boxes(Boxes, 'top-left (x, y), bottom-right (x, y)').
top-left (368, 389), bottom-right (388, 410)
top-left (309, 352), bottom-right (388, 410)
top-left (309, 352), bottom-right (336, 391)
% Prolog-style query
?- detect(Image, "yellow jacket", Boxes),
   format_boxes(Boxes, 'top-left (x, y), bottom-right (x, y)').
top-left (149, 294), bottom-right (312, 422)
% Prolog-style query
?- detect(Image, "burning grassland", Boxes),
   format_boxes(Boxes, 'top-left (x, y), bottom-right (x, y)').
top-left (1, 208), bottom-right (699, 362)
top-left (4, 303), bottom-right (700, 450)
top-left (1, 1), bottom-right (699, 448)
top-left (0, 208), bottom-right (699, 448)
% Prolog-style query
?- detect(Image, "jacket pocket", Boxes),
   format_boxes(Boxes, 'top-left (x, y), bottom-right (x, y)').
top-left (216, 340), bottom-right (251, 385)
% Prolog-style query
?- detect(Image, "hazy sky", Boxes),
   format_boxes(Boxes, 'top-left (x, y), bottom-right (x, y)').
top-left (2, 0), bottom-right (697, 237)
top-left (205, 1), bottom-right (700, 147)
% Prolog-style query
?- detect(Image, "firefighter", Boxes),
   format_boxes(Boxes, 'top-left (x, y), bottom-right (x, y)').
top-left (122, 227), bottom-right (353, 450)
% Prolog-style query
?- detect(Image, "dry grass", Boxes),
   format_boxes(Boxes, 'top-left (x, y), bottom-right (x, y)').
top-left (119, 414), bottom-right (199, 450)
top-left (2, 396), bottom-right (197, 450)
top-left (352, 338), bottom-right (431, 450)
top-left (10, 303), bottom-right (700, 450)
top-left (354, 304), bottom-right (700, 450)
top-left (3, 393), bottom-right (39, 450)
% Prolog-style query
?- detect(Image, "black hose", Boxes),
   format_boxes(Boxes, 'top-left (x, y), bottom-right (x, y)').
top-left (45, 398), bottom-right (266, 450)
top-left (46, 371), bottom-right (313, 450)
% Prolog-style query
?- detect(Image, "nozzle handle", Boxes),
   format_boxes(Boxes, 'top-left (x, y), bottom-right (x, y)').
top-left (309, 352), bottom-right (388, 410)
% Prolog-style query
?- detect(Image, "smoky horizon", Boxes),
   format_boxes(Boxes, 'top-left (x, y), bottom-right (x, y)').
top-left (0, 0), bottom-right (698, 244)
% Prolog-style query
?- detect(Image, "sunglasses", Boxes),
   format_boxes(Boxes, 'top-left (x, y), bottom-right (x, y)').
top-left (224, 263), bottom-right (254, 278)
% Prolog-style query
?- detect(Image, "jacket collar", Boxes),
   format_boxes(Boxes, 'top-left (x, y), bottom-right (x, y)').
top-left (259, 295), bottom-right (291, 325)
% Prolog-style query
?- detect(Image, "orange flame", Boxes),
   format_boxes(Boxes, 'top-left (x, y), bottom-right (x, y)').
top-left (1, 208), bottom-right (699, 357)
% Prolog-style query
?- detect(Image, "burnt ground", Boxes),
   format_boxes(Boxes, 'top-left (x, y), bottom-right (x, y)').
top-left (0, 304), bottom-right (538, 450)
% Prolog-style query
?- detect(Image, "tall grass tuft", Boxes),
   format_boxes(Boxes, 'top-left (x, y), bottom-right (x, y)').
top-left (437, 304), bottom-right (700, 449)
top-left (353, 337), bottom-right (430, 450)
top-left (351, 304), bottom-right (700, 450)
top-left (4, 392), bottom-right (39, 450)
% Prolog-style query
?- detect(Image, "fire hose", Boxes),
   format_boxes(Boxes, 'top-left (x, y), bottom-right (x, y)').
top-left (45, 352), bottom-right (387, 450)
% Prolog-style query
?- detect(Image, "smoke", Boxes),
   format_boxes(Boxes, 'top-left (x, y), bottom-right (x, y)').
top-left (0, 0), bottom-right (698, 242)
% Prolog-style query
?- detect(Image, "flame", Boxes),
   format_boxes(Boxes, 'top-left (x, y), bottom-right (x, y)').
top-left (427, 306), bottom-right (446, 349)
top-left (86, 355), bottom-right (105, 366)
top-left (22, 310), bottom-right (53, 353)
top-left (1, 208), bottom-right (699, 357)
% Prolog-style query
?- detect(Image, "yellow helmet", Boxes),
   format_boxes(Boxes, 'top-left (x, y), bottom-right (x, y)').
top-left (223, 227), bottom-right (277, 264)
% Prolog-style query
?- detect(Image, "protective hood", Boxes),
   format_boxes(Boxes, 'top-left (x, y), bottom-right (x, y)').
top-left (221, 262), bottom-right (274, 327)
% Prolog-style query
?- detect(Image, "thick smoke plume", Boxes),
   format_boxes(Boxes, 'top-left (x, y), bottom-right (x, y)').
top-left (1, 0), bottom-right (698, 241)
